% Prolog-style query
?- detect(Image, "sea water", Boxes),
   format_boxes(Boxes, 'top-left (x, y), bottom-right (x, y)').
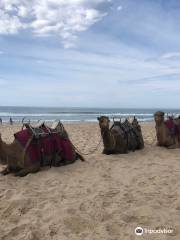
top-left (0, 106), bottom-right (179, 123)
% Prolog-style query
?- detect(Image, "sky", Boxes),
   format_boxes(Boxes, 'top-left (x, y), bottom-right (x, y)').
top-left (0, 0), bottom-right (180, 108)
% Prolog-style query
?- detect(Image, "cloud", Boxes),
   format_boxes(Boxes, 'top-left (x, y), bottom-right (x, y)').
top-left (160, 52), bottom-right (180, 60)
top-left (0, 0), bottom-right (110, 47)
top-left (117, 5), bottom-right (122, 11)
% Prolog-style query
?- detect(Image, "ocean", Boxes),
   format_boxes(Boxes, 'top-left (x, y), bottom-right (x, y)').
top-left (0, 106), bottom-right (179, 124)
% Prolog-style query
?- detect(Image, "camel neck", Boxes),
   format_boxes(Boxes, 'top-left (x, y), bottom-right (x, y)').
top-left (0, 140), bottom-right (9, 164)
top-left (101, 128), bottom-right (113, 149)
top-left (155, 121), bottom-right (165, 127)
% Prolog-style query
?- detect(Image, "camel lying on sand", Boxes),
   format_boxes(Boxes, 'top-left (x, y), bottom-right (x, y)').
top-left (154, 111), bottom-right (180, 148)
top-left (97, 116), bottom-right (144, 155)
top-left (0, 121), bottom-right (84, 177)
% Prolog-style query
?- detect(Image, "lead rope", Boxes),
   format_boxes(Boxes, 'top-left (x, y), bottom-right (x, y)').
top-left (72, 134), bottom-right (103, 156)
top-left (144, 132), bottom-right (157, 146)
top-left (22, 135), bottom-right (34, 166)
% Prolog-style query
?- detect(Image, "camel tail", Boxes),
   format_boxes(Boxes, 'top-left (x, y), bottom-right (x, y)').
top-left (76, 152), bottom-right (85, 162)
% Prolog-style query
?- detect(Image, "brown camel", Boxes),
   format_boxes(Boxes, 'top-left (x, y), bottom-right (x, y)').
top-left (154, 111), bottom-right (180, 148)
top-left (97, 116), bottom-right (144, 155)
top-left (0, 122), bottom-right (84, 177)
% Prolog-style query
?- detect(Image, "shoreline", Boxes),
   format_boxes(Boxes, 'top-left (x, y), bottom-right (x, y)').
top-left (0, 120), bottom-right (155, 125)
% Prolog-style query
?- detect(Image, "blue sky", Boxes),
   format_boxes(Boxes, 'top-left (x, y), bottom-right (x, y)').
top-left (0, 0), bottom-right (180, 108)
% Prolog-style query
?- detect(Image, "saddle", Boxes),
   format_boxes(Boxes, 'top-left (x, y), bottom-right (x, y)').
top-left (112, 118), bottom-right (134, 134)
top-left (22, 120), bottom-right (68, 140)
top-left (112, 118), bottom-right (141, 150)
top-left (14, 120), bottom-right (74, 168)
top-left (165, 117), bottom-right (180, 136)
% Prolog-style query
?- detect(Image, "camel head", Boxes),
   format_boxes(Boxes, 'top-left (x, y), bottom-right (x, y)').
top-left (154, 111), bottom-right (165, 125)
top-left (97, 116), bottom-right (110, 131)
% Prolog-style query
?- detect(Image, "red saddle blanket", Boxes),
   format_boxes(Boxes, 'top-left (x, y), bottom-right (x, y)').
top-left (14, 128), bottom-right (74, 168)
top-left (165, 118), bottom-right (180, 135)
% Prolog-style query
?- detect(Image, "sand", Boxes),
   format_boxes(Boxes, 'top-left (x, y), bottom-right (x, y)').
top-left (0, 122), bottom-right (180, 240)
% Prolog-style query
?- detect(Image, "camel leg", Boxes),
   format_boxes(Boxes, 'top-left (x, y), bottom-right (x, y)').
top-left (15, 165), bottom-right (40, 177)
top-left (175, 137), bottom-right (180, 148)
top-left (1, 166), bottom-right (23, 175)
top-left (102, 149), bottom-right (110, 154)
top-left (167, 144), bottom-right (177, 149)
top-left (0, 167), bottom-right (11, 175)
top-left (59, 158), bottom-right (76, 166)
top-left (102, 149), bottom-right (114, 155)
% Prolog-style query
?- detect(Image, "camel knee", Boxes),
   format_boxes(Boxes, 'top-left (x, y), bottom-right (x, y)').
top-left (167, 144), bottom-right (177, 149)
top-left (15, 165), bottom-right (40, 177)
top-left (1, 167), bottom-right (11, 175)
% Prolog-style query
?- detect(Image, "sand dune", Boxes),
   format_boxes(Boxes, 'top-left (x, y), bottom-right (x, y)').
top-left (0, 123), bottom-right (180, 240)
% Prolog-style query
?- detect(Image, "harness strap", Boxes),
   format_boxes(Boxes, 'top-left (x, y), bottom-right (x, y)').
top-left (22, 135), bottom-right (34, 166)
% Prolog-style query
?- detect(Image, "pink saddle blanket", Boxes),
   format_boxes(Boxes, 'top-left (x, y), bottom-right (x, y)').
top-left (14, 128), bottom-right (74, 168)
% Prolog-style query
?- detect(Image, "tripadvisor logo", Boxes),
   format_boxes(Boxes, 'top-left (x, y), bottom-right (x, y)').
top-left (135, 227), bottom-right (144, 236)
top-left (135, 226), bottom-right (174, 236)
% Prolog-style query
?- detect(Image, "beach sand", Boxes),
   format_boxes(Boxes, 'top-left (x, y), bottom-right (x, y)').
top-left (0, 123), bottom-right (180, 240)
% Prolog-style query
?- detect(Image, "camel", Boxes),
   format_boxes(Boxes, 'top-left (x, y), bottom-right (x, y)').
top-left (0, 121), bottom-right (84, 177)
top-left (97, 116), bottom-right (144, 155)
top-left (154, 111), bottom-right (180, 148)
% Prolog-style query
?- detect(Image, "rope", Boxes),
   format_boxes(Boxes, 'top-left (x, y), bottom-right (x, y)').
top-left (144, 133), bottom-right (157, 146)
top-left (22, 135), bottom-right (34, 166)
top-left (72, 135), bottom-right (103, 156)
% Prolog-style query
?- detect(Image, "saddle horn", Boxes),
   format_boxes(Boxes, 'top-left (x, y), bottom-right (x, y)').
top-left (21, 117), bottom-right (31, 130)
top-left (22, 117), bottom-right (30, 124)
